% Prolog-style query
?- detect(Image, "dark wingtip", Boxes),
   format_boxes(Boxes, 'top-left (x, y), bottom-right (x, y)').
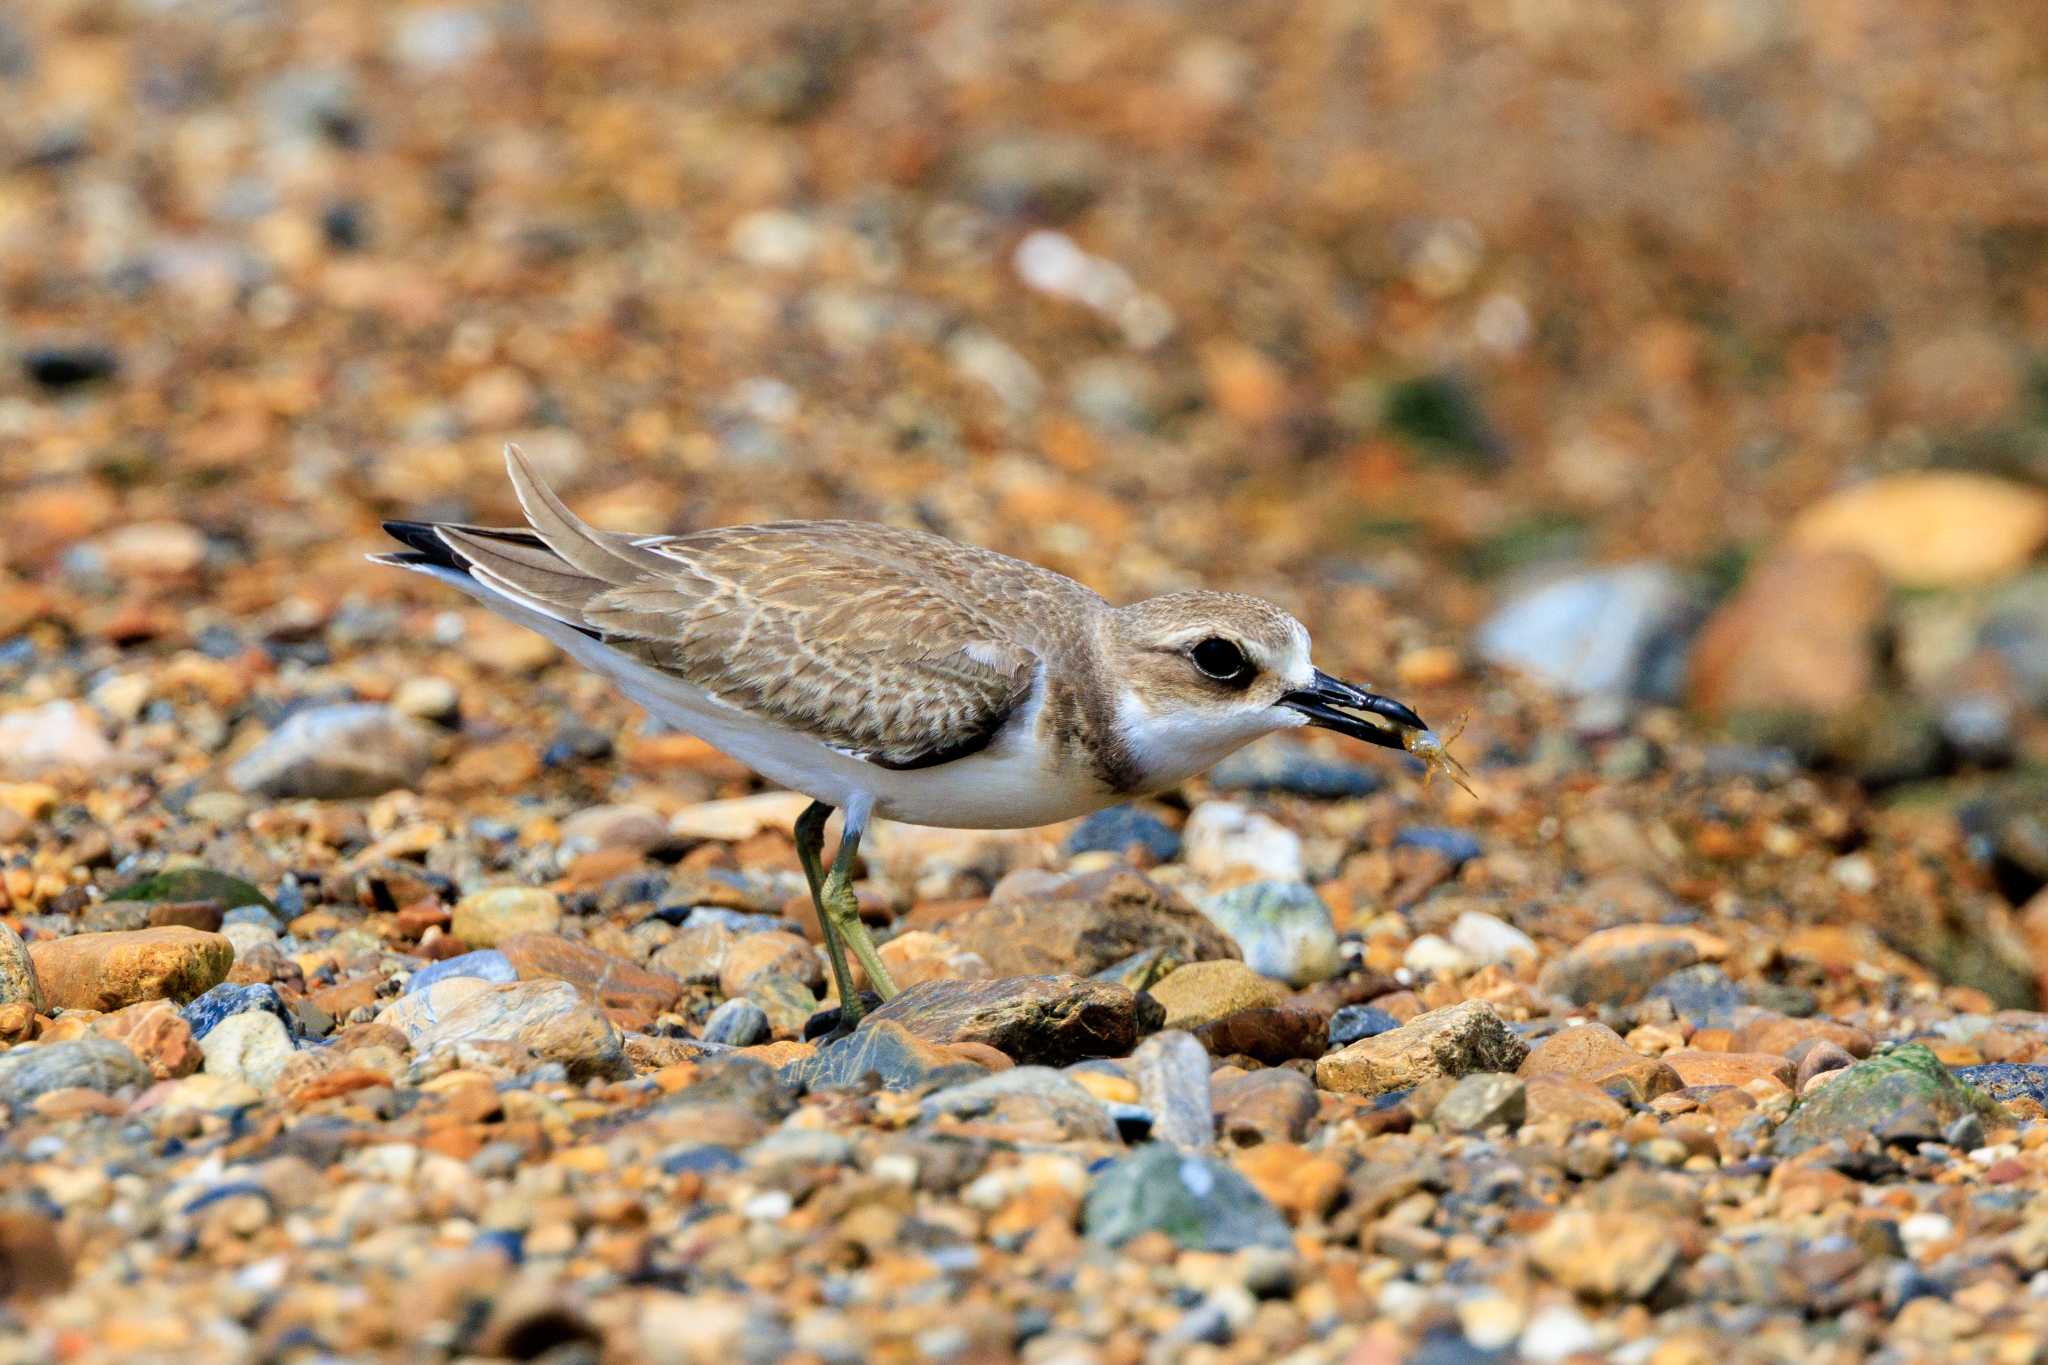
top-left (380, 520), bottom-right (467, 571)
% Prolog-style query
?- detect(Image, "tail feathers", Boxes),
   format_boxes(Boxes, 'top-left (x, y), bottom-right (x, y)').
top-left (503, 443), bottom-right (673, 585)
top-left (372, 518), bottom-right (604, 640)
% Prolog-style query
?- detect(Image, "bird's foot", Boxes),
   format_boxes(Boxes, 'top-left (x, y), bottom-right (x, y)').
top-left (803, 992), bottom-right (883, 1043)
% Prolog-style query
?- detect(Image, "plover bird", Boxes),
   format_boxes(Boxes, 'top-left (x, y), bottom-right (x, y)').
top-left (375, 446), bottom-right (1437, 1027)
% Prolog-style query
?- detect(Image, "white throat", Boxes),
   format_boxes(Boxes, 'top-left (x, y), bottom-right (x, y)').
top-left (1113, 687), bottom-right (1301, 794)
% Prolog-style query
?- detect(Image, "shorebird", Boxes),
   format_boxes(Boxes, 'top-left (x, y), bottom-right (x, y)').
top-left (374, 446), bottom-right (1437, 1028)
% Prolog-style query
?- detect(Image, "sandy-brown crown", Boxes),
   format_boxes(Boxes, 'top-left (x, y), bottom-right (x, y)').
top-left (1103, 590), bottom-right (1310, 711)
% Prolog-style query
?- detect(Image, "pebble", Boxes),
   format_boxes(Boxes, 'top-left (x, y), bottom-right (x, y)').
top-left (1082, 1146), bottom-right (1292, 1252)
top-left (226, 703), bottom-right (435, 799)
top-left (0, 701), bottom-right (117, 776)
top-left (385, 979), bottom-right (625, 1079)
top-left (1788, 472), bottom-right (2048, 588)
top-left (1518, 1022), bottom-right (1681, 1103)
top-left (451, 887), bottom-right (562, 947)
top-left (1195, 881), bottom-right (1341, 985)
top-left (861, 975), bottom-right (1146, 1065)
top-left (1212, 1068), bottom-right (1318, 1146)
top-left (1133, 1030), bottom-right (1213, 1151)
top-left (198, 1010), bottom-right (296, 1089)
top-left (1208, 738), bottom-right (1385, 798)
top-left (786, 1020), bottom-right (987, 1094)
top-left (181, 982), bottom-right (299, 1042)
top-left (1317, 1000), bottom-right (1529, 1095)
top-left (497, 932), bottom-right (683, 1028)
top-left (1647, 964), bottom-right (1749, 1028)
top-left (1529, 1210), bottom-right (1679, 1301)
top-left (945, 870), bottom-right (1237, 977)
top-left (1328, 1005), bottom-right (1402, 1047)
top-left (1446, 910), bottom-right (1537, 968)
top-left (1431, 1072), bottom-right (1526, 1132)
top-left (702, 998), bottom-right (770, 1047)
top-left (1686, 549), bottom-right (1888, 718)
top-left (1147, 960), bottom-right (1288, 1031)
top-left (29, 927), bottom-right (234, 1011)
top-left (1183, 801), bottom-right (1305, 882)
top-left (405, 949), bottom-right (518, 995)
top-left (920, 1066), bottom-right (1117, 1141)
top-left (1063, 806), bottom-right (1183, 862)
top-left (1473, 563), bottom-right (1694, 703)
top-left (0, 1038), bottom-right (150, 1111)
top-left (1771, 1043), bottom-right (1998, 1155)
top-left (1190, 1003), bottom-right (1327, 1063)
top-left (1537, 924), bottom-right (1725, 1006)
top-left (0, 924), bottom-right (47, 1012)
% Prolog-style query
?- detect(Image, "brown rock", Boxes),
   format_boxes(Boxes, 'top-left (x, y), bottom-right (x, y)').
top-left (307, 977), bottom-right (382, 1020)
top-left (1213, 1067), bottom-right (1319, 1146)
top-left (844, 929), bottom-right (991, 996)
top-left (1662, 1049), bottom-right (1794, 1091)
top-left (1522, 1076), bottom-right (1629, 1128)
top-left (861, 975), bottom-right (1145, 1065)
top-left (937, 870), bottom-right (1240, 977)
top-left (1537, 925), bottom-right (1727, 1006)
top-left (1789, 471), bottom-right (2048, 589)
top-left (28, 927), bottom-right (235, 1011)
top-left (0, 1211), bottom-right (71, 1299)
top-left (1316, 1000), bottom-right (1528, 1095)
top-left (1519, 1023), bottom-right (1680, 1103)
top-left (1148, 960), bottom-right (1288, 1031)
top-left (1192, 1004), bottom-right (1328, 1063)
top-left (89, 1000), bottom-right (200, 1080)
top-left (497, 932), bottom-right (685, 1030)
top-left (1734, 1013), bottom-right (1874, 1059)
top-left (716, 930), bottom-right (823, 996)
top-left (1687, 549), bottom-right (1888, 718)
top-left (143, 900), bottom-right (225, 932)
top-left (1530, 1210), bottom-right (1681, 1300)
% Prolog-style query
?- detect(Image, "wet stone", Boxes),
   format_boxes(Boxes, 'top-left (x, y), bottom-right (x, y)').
top-left (1083, 1146), bottom-right (1292, 1252)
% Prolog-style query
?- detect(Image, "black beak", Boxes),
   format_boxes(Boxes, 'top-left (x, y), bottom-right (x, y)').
top-left (1277, 669), bottom-right (1427, 751)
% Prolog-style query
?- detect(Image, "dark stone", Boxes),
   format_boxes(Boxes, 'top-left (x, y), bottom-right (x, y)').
top-left (1328, 1005), bottom-right (1401, 1048)
top-left (1191, 1004), bottom-right (1328, 1064)
top-left (803, 992), bottom-right (883, 1041)
top-left (181, 983), bottom-right (300, 1043)
top-left (783, 1020), bottom-right (987, 1093)
top-left (1210, 741), bottom-right (1386, 799)
top-left (919, 1067), bottom-right (1119, 1142)
top-left (1393, 827), bottom-right (1483, 867)
top-left (1064, 806), bottom-right (1182, 863)
top-left (702, 998), bottom-right (770, 1047)
top-left (23, 343), bottom-right (119, 391)
top-left (1212, 1066), bottom-right (1318, 1146)
top-left (860, 975), bottom-right (1146, 1066)
top-left (659, 1145), bottom-right (743, 1175)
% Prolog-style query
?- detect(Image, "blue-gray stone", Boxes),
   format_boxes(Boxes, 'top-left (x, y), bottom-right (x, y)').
top-left (1394, 827), bottom-right (1483, 867)
top-left (0, 1037), bottom-right (150, 1110)
top-left (1196, 881), bottom-right (1341, 986)
top-left (677, 908), bottom-right (803, 936)
top-left (919, 1067), bottom-right (1119, 1143)
top-left (660, 1145), bottom-right (743, 1175)
top-left (1065, 806), bottom-right (1182, 862)
top-left (1647, 965), bottom-right (1749, 1029)
top-left (404, 949), bottom-right (517, 996)
top-left (1210, 739), bottom-right (1384, 799)
top-left (182, 982), bottom-right (298, 1042)
top-left (782, 1022), bottom-right (986, 1094)
top-left (1082, 1146), bottom-right (1291, 1251)
top-left (1474, 563), bottom-right (1695, 702)
top-left (703, 997), bottom-right (770, 1047)
top-left (1328, 1005), bottom-right (1400, 1048)
top-left (1954, 1063), bottom-right (2048, 1106)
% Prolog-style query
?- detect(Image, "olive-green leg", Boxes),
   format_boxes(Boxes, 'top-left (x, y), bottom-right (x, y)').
top-left (794, 800), bottom-right (863, 1023)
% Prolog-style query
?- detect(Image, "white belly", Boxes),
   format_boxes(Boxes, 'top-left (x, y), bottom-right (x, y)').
top-left (453, 581), bottom-right (1114, 829)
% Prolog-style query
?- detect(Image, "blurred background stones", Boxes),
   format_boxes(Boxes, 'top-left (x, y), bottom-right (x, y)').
top-left (2, 0), bottom-right (2048, 1360)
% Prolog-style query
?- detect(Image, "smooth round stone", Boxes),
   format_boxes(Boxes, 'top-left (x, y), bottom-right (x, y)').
top-left (1063, 806), bottom-right (1182, 863)
top-left (702, 997), bottom-right (770, 1047)
top-left (405, 949), bottom-right (517, 996)
top-left (1195, 881), bottom-right (1341, 986)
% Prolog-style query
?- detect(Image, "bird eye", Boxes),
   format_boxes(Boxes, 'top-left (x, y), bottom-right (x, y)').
top-left (1190, 637), bottom-right (1252, 684)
